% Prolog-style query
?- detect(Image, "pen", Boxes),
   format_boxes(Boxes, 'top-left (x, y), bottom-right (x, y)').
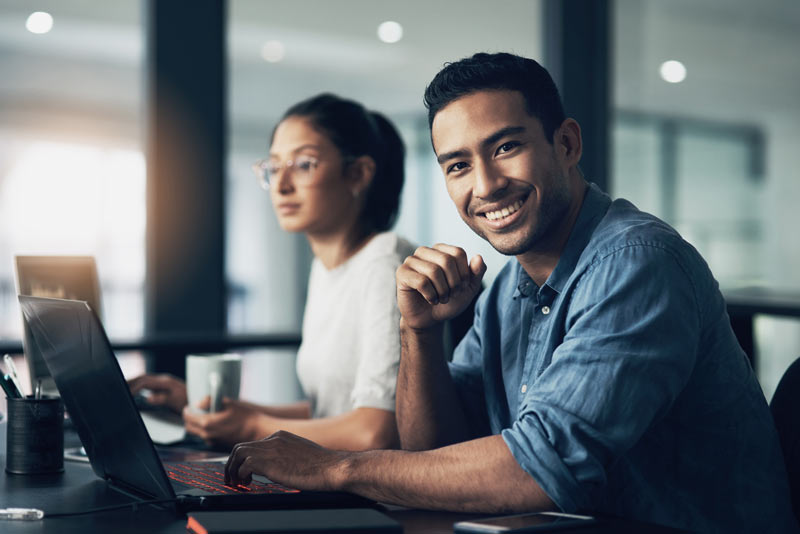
top-left (3, 354), bottom-right (25, 397)
top-left (0, 508), bottom-right (44, 520)
top-left (0, 374), bottom-right (22, 399)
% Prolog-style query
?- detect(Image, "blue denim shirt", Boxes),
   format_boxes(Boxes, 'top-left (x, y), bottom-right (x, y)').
top-left (449, 184), bottom-right (798, 533)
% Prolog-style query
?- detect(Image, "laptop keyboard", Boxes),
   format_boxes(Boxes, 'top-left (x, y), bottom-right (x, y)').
top-left (167, 462), bottom-right (300, 495)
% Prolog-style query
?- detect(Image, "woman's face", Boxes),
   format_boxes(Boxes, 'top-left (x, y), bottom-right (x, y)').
top-left (267, 116), bottom-right (357, 236)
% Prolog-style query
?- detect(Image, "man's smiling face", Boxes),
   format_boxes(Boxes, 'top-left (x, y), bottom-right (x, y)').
top-left (432, 89), bottom-right (573, 256)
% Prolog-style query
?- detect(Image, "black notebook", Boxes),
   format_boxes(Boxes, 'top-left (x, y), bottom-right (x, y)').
top-left (186, 508), bottom-right (402, 534)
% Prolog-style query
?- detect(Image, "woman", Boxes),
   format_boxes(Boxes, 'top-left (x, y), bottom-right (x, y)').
top-left (129, 93), bottom-right (414, 451)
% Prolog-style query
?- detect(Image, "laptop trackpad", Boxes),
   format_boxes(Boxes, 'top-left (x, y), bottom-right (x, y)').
top-left (140, 411), bottom-right (186, 445)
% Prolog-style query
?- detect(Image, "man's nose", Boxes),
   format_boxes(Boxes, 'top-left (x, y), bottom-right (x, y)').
top-left (473, 160), bottom-right (509, 199)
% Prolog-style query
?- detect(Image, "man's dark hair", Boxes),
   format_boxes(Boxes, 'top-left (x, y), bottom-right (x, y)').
top-left (424, 52), bottom-right (566, 143)
top-left (276, 93), bottom-right (405, 235)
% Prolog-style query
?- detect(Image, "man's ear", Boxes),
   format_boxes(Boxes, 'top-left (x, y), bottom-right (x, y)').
top-left (347, 155), bottom-right (376, 197)
top-left (554, 118), bottom-right (582, 170)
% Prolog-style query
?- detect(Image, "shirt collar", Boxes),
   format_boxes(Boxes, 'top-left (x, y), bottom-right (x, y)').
top-left (513, 182), bottom-right (612, 298)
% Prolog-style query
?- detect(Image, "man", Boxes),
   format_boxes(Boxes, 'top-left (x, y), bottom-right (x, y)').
top-left (225, 53), bottom-right (797, 532)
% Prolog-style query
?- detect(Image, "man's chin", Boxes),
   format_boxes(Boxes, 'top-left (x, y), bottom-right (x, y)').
top-left (487, 237), bottom-right (535, 256)
top-left (469, 218), bottom-right (540, 256)
top-left (474, 228), bottom-right (537, 256)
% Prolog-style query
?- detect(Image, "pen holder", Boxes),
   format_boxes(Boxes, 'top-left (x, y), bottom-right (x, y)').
top-left (5, 396), bottom-right (64, 475)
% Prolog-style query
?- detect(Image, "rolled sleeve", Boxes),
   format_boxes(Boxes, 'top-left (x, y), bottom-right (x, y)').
top-left (505, 244), bottom-right (701, 511)
top-left (502, 412), bottom-right (584, 512)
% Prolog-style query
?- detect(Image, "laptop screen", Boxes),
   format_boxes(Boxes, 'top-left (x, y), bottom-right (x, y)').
top-left (14, 256), bottom-right (103, 395)
top-left (18, 295), bottom-right (174, 501)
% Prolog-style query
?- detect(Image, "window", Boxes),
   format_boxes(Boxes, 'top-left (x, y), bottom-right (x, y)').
top-left (0, 2), bottom-right (145, 340)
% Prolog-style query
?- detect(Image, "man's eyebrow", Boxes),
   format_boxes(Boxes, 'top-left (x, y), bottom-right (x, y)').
top-left (481, 126), bottom-right (526, 149)
top-left (437, 148), bottom-right (469, 165)
top-left (436, 126), bottom-right (527, 164)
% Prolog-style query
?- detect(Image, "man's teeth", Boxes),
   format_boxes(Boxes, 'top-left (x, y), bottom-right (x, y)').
top-left (485, 199), bottom-right (524, 221)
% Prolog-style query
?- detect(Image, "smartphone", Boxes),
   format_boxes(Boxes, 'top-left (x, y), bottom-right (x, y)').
top-left (454, 511), bottom-right (598, 533)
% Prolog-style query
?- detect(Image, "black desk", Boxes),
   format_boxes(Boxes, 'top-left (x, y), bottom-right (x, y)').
top-left (0, 424), bottom-right (685, 534)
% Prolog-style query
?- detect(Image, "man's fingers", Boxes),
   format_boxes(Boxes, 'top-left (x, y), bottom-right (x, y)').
top-left (431, 243), bottom-right (470, 280)
top-left (413, 246), bottom-right (467, 293)
top-left (470, 254), bottom-right (487, 281)
top-left (403, 255), bottom-right (452, 303)
top-left (226, 442), bottom-right (269, 486)
top-left (224, 443), bottom-right (243, 484)
top-left (398, 264), bottom-right (440, 304)
top-left (237, 456), bottom-right (255, 486)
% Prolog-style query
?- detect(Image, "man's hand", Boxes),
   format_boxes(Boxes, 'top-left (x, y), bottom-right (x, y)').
top-left (127, 374), bottom-right (188, 414)
top-left (183, 397), bottom-right (270, 448)
top-left (224, 431), bottom-right (349, 491)
top-left (396, 244), bottom-right (486, 331)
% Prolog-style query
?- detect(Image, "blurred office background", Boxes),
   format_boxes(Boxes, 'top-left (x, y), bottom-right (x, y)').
top-left (0, 0), bottom-right (798, 406)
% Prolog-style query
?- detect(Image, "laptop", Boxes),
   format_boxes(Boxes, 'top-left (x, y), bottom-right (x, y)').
top-left (14, 255), bottom-right (187, 445)
top-left (14, 255), bottom-right (102, 397)
top-left (18, 295), bottom-right (371, 511)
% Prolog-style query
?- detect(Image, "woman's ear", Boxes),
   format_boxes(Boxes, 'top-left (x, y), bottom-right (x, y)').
top-left (347, 155), bottom-right (376, 197)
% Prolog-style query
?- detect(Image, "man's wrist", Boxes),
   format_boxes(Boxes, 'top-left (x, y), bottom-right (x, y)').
top-left (400, 318), bottom-right (444, 338)
top-left (330, 451), bottom-right (359, 492)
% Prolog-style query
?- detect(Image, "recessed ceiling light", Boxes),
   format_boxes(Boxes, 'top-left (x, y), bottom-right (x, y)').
top-left (26, 11), bottom-right (54, 34)
top-left (659, 60), bottom-right (687, 84)
top-left (260, 40), bottom-right (285, 63)
top-left (377, 21), bottom-right (403, 44)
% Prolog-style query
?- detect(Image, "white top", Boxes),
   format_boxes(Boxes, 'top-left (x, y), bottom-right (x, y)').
top-left (295, 232), bottom-right (415, 418)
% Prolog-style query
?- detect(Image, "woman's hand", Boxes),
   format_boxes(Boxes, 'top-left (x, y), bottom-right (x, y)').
top-left (127, 374), bottom-right (188, 414)
top-left (183, 397), bottom-right (272, 449)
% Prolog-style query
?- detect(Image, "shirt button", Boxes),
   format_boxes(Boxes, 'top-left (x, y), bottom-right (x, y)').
top-left (541, 306), bottom-right (551, 315)
top-left (521, 384), bottom-right (527, 393)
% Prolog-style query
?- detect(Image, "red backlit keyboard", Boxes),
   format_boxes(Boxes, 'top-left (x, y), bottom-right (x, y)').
top-left (166, 462), bottom-right (300, 495)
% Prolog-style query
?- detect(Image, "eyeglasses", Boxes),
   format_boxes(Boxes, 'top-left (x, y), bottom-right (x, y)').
top-left (251, 155), bottom-right (321, 190)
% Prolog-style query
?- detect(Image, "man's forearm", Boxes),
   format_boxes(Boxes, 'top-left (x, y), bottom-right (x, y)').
top-left (338, 434), bottom-right (554, 513)
top-left (396, 322), bottom-right (471, 450)
top-left (258, 407), bottom-right (397, 451)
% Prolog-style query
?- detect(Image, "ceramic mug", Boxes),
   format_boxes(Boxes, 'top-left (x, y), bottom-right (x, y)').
top-left (185, 353), bottom-right (242, 413)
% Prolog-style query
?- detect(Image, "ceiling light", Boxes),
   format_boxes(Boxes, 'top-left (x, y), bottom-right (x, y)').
top-left (377, 21), bottom-right (403, 44)
top-left (26, 11), bottom-right (54, 34)
top-left (659, 60), bottom-right (687, 84)
top-left (260, 40), bottom-right (285, 63)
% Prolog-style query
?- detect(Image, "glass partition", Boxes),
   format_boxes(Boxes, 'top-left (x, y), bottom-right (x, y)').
top-left (226, 0), bottom-right (545, 335)
top-left (613, 0), bottom-right (800, 398)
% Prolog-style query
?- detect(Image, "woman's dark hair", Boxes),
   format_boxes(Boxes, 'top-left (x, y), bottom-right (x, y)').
top-left (275, 93), bottom-right (405, 235)
top-left (424, 52), bottom-right (566, 143)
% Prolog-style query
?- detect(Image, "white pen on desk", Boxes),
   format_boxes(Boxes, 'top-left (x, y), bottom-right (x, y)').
top-left (3, 354), bottom-right (25, 397)
top-left (0, 508), bottom-right (44, 520)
